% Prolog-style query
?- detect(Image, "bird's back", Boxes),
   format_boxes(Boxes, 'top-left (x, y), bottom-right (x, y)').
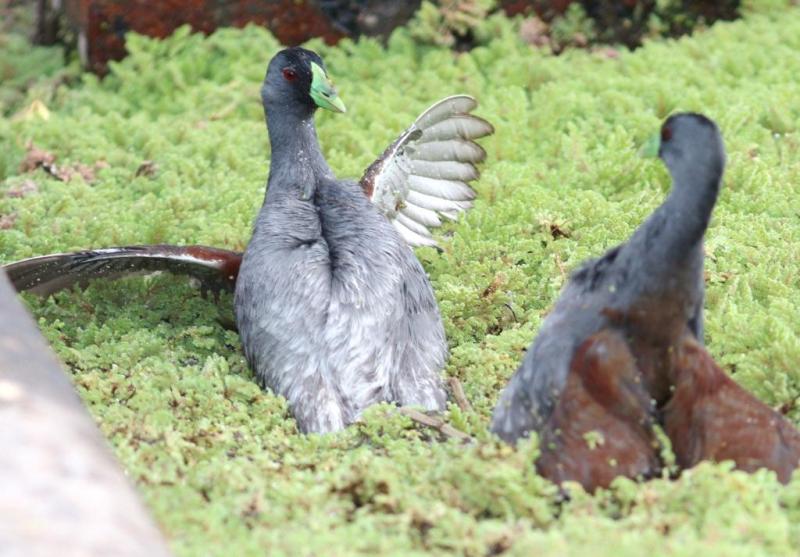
top-left (315, 179), bottom-right (448, 413)
top-left (491, 226), bottom-right (703, 442)
top-left (490, 249), bottom-right (620, 442)
top-left (235, 176), bottom-right (447, 432)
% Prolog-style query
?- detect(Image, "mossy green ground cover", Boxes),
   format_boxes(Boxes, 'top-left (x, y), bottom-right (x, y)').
top-left (2, 5), bottom-right (800, 555)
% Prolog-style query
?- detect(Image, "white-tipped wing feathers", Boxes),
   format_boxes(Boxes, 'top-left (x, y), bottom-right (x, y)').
top-left (360, 95), bottom-right (493, 247)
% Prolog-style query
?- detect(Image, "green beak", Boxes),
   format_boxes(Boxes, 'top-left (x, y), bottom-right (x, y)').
top-left (639, 132), bottom-right (661, 158)
top-left (310, 62), bottom-right (346, 113)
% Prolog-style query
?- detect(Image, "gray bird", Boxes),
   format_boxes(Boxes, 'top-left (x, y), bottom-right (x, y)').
top-left (4, 47), bottom-right (493, 434)
top-left (491, 113), bottom-right (725, 444)
top-left (237, 46), bottom-right (452, 433)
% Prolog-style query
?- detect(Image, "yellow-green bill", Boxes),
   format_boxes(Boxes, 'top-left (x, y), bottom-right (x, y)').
top-left (639, 132), bottom-right (661, 158)
top-left (310, 62), bottom-right (346, 113)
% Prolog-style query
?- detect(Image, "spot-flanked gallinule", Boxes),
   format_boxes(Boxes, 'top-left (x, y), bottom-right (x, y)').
top-left (4, 47), bottom-right (494, 434)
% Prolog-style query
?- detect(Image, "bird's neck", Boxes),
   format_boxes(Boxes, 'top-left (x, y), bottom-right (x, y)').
top-left (658, 166), bottom-right (721, 259)
top-left (619, 165), bottom-right (720, 295)
top-left (265, 107), bottom-right (334, 197)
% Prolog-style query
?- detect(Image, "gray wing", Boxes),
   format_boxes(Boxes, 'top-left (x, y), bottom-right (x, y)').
top-left (360, 95), bottom-right (494, 247)
top-left (491, 287), bottom-right (606, 443)
top-left (491, 252), bottom-right (618, 444)
top-left (491, 236), bottom-right (706, 444)
top-left (3, 245), bottom-right (242, 296)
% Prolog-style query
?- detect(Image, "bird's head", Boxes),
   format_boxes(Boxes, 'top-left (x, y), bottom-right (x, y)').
top-left (261, 47), bottom-right (347, 117)
top-left (641, 112), bottom-right (725, 191)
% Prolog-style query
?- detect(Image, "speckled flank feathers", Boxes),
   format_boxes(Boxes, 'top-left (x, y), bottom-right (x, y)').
top-left (535, 328), bottom-right (662, 492)
top-left (664, 333), bottom-right (800, 484)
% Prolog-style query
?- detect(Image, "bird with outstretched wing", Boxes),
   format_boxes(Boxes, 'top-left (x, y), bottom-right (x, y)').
top-left (4, 95), bottom-right (492, 298)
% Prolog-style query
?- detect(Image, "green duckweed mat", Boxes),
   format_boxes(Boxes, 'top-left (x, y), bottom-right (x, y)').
top-left (2, 3), bottom-right (800, 555)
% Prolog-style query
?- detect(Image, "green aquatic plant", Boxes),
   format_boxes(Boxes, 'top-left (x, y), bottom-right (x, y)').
top-left (2, 5), bottom-right (800, 555)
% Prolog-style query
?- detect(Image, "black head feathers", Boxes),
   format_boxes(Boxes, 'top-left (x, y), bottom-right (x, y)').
top-left (261, 47), bottom-right (345, 116)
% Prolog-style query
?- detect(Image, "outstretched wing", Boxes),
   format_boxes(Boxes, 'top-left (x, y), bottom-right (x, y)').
top-left (3, 245), bottom-right (242, 296)
top-left (360, 95), bottom-right (494, 247)
top-left (5, 96), bottom-right (492, 295)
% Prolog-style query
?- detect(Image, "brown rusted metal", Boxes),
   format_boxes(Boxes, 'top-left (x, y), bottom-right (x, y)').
top-left (62, 0), bottom-right (345, 74)
top-left (61, 0), bottom-right (420, 75)
top-left (0, 271), bottom-right (172, 557)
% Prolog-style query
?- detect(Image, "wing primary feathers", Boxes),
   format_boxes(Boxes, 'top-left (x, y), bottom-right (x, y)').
top-left (392, 219), bottom-right (438, 247)
top-left (360, 94), bottom-right (493, 247)
top-left (412, 139), bottom-right (487, 163)
top-left (3, 245), bottom-right (243, 297)
top-left (407, 176), bottom-right (476, 201)
top-left (406, 190), bottom-right (473, 214)
top-left (396, 211), bottom-right (436, 237)
top-left (410, 160), bottom-right (479, 182)
top-left (417, 116), bottom-right (495, 144)
top-left (400, 203), bottom-right (443, 228)
top-left (413, 96), bottom-right (478, 128)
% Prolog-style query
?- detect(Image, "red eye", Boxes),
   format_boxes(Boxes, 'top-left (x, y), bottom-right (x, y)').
top-left (661, 126), bottom-right (672, 142)
top-left (282, 68), bottom-right (297, 81)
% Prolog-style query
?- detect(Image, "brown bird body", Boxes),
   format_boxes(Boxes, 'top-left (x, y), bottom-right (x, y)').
top-left (536, 329), bottom-right (662, 491)
top-left (492, 114), bottom-right (727, 492)
top-left (600, 293), bottom-right (693, 407)
top-left (664, 335), bottom-right (800, 484)
top-left (492, 114), bottom-right (724, 449)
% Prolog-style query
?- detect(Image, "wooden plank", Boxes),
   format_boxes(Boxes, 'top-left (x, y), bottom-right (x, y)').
top-left (0, 271), bottom-right (172, 557)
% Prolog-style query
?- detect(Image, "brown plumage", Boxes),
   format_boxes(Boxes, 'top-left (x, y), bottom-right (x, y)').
top-left (536, 329), bottom-right (662, 492)
top-left (600, 294), bottom-right (691, 407)
top-left (664, 334), bottom-right (800, 484)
